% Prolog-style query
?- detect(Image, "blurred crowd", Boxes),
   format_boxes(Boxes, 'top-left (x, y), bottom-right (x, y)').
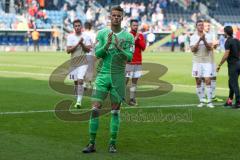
top-left (0, 0), bottom-right (240, 40)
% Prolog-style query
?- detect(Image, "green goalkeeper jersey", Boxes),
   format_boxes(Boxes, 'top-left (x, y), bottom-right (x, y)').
top-left (95, 28), bottom-right (134, 74)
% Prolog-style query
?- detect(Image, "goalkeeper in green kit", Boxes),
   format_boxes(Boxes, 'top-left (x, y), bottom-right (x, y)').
top-left (82, 6), bottom-right (134, 153)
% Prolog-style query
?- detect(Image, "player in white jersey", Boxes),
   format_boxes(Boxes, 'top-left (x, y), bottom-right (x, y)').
top-left (66, 19), bottom-right (91, 108)
top-left (83, 21), bottom-right (96, 88)
top-left (190, 20), bottom-right (214, 108)
top-left (203, 20), bottom-right (223, 102)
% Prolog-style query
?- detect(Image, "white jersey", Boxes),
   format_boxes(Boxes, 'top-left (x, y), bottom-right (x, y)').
top-left (67, 33), bottom-right (91, 67)
top-left (190, 32), bottom-right (213, 63)
top-left (83, 30), bottom-right (96, 55)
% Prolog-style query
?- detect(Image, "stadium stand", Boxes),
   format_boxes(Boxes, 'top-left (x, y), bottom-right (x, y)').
top-left (209, 0), bottom-right (240, 25)
top-left (0, 0), bottom-right (239, 49)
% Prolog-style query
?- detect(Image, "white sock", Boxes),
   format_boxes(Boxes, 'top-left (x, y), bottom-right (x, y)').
top-left (206, 85), bottom-right (212, 103)
top-left (130, 83), bottom-right (137, 99)
top-left (211, 80), bottom-right (216, 98)
top-left (77, 84), bottom-right (84, 103)
top-left (201, 80), bottom-right (205, 99)
top-left (196, 86), bottom-right (203, 102)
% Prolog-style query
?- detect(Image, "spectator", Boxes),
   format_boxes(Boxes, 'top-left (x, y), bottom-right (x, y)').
top-left (178, 33), bottom-right (186, 52)
top-left (139, 2), bottom-right (145, 16)
top-left (31, 29), bottom-right (40, 52)
top-left (171, 31), bottom-right (175, 52)
top-left (14, 0), bottom-right (24, 14)
top-left (38, 0), bottom-right (45, 9)
top-left (52, 26), bottom-right (60, 51)
top-left (25, 31), bottom-right (31, 52)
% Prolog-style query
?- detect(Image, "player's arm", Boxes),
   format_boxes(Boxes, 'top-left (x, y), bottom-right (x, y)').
top-left (81, 41), bottom-right (91, 53)
top-left (95, 32), bottom-right (113, 58)
top-left (217, 50), bottom-right (230, 72)
top-left (217, 42), bottom-right (231, 72)
top-left (136, 34), bottom-right (146, 51)
top-left (202, 34), bottom-right (213, 51)
top-left (115, 34), bottom-right (134, 62)
top-left (66, 38), bottom-right (83, 54)
top-left (191, 38), bottom-right (201, 53)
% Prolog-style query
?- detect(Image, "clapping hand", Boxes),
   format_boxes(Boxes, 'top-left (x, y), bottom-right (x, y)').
top-left (105, 32), bottom-right (113, 50)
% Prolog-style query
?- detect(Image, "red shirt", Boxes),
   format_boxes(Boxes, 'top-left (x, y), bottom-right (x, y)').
top-left (236, 30), bottom-right (240, 41)
top-left (129, 31), bottom-right (146, 65)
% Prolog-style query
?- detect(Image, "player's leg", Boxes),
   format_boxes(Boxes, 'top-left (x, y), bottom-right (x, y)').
top-left (74, 79), bottom-right (84, 108)
top-left (82, 102), bottom-right (101, 153)
top-left (192, 63), bottom-right (204, 107)
top-left (69, 68), bottom-right (80, 108)
top-left (125, 63), bottom-right (132, 85)
top-left (108, 75), bottom-right (125, 153)
top-left (200, 77), bottom-right (206, 103)
top-left (129, 77), bottom-right (138, 106)
top-left (211, 64), bottom-right (223, 102)
top-left (129, 65), bottom-right (142, 106)
top-left (195, 77), bottom-right (204, 107)
top-left (203, 63), bottom-right (214, 108)
top-left (125, 64), bottom-right (134, 104)
top-left (109, 103), bottom-right (120, 153)
top-left (211, 76), bottom-right (216, 99)
top-left (74, 65), bottom-right (88, 108)
top-left (204, 77), bottom-right (214, 108)
top-left (83, 74), bottom-right (109, 153)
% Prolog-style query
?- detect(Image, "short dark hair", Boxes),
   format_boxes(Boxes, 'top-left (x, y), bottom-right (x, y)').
top-left (196, 19), bottom-right (204, 26)
top-left (84, 21), bottom-right (92, 30)
top-left (130, 19), bottom-right (138, 25)
top-left (111, 5), bottom-right (124, 13)
top-left (224, 26), bottom-right (233, 37)
top-left (73, 19), bottom-right (82, 26)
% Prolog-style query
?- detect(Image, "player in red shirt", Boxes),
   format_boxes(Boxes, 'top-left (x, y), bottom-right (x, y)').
top-left (126, 19), bottom-right (146, 106)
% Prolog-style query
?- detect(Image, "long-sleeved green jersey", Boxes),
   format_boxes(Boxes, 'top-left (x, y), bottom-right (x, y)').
top-left (95, 28), bottom-right (134, 74)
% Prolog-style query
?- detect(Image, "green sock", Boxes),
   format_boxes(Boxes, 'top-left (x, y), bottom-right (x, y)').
top-left (110, 110), bottom-right (120, 145)
top-left (89, 108), bottom-right (99, 144)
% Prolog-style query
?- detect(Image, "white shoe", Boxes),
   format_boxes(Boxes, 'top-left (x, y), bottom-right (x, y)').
top-left (74, 102), bottom-right (81, 109)
top-left (207, 103), bottom-right (215, 108)
top-left (197, 102), bottom-right (204, 108)
top-left (202, 98), bottom-right (207, 104)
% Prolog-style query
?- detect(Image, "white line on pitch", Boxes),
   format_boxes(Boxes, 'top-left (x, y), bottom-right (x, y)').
top-left (0, 71), bottom-right (50, 77)
top-left (0, 103), bottom-right (224, 115)
top-left (0, 64), bottom-right (55, 70)
top-left (0, 70), bottom-right (229, 90)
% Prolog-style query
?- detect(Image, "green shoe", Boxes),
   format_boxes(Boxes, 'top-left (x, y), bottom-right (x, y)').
top-left (212, 97), bottom-right (223, 102)
top-left (74, 102), bottom-right (81, 109)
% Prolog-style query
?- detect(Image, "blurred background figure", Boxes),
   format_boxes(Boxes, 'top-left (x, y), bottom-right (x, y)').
top-left (32, 28), bottom-right (40, 52)
top-left (178, 32), bottom-right (186, 52)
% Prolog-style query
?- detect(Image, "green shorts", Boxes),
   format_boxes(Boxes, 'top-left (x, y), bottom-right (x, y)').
top-left (92, 73), bottom-right (125, 104)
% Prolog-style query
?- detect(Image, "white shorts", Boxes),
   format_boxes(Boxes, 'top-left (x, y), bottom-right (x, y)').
top-left (125, 64), bottom-right (142, 78)
top-left (192, 63), bottom-right (213, 78)
top-left (69, 65), bottom-right (88, 81)
top-left (211, 63), bottom-right (217, 77)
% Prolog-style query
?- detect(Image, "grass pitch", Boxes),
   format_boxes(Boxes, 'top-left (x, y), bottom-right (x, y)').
top-left (0, 51), bottom-right (240, 160)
